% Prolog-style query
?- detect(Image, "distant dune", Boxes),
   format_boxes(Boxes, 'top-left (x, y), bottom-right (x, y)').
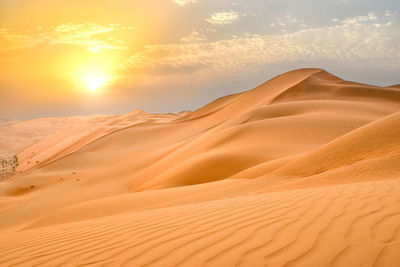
top-left (0, 115), bottom-right (110, 154)
top-left (0, 68), bottom-right (400, 266)
top-left (0, 116), bottom-right (109, 180)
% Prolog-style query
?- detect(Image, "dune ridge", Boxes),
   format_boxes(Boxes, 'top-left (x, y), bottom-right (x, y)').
top-left (0, 68), bottom-right (400, 266)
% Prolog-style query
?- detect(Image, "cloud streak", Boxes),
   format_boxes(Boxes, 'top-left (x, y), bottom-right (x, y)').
top-left (206, 11), bottom-right (239, 25)
top-left (0, 23), bottom-right (134, 53)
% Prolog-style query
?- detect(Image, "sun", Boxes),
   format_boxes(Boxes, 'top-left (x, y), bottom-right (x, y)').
top-left (77, 63), bottom-right (115, 92)
top-left (86, 73), bottom-right (107, 91)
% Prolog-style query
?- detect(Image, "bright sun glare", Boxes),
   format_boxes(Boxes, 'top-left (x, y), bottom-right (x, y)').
top-left (85, 73), bottom-right (107, 92)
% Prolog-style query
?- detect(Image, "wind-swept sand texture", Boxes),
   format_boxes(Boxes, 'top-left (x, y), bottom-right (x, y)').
top-left (1, 68), bottom-right (400, 266)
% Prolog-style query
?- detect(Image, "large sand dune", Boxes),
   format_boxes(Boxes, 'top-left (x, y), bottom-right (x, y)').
top-left (1, 68), bottom-right (400, 266)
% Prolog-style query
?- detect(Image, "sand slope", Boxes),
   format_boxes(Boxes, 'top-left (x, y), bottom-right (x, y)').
top-left (0, 68), bottom-right (400, 266)
top-left (0, 116), bottom-right (108, 180)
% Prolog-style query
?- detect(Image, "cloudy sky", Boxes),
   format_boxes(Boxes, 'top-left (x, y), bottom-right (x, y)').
top-left (1, 0), bottom-right (399, 119)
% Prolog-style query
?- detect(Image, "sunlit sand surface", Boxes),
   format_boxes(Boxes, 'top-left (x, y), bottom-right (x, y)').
top-left (1, 68), bottom-right (400, 266)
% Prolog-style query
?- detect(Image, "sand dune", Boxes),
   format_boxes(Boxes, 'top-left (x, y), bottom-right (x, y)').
top-left (0, 68), bottom-right (400, 266)
top-left (0, 116), bottom-right (108, 180)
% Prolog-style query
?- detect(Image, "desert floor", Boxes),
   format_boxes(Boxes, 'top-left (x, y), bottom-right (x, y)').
top-left (1, 68), bottom-right (400, 266)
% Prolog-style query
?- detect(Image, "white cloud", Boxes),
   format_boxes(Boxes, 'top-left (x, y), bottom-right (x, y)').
top-left (368, 12), bottom-right (377, 20)
top-left (384, 10), bottom-right (399, 17)
top-left (206, 11), bottom-right (239, 25)
top-left (334, 12), bottom-right (378, 26)
top-left (269, 16), bottom-right (307, 32)
top-left (118, 13), bottom-right (400, 77)
top-left (172, 0), bottom-right (198, 6)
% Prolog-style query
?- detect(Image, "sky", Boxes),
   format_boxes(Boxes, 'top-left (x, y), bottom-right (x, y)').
top-left (0, 0), bottom-right (399, 119)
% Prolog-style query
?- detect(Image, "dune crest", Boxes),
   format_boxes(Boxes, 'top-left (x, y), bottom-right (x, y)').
top-left (1, 68), bottom-right (400, 266)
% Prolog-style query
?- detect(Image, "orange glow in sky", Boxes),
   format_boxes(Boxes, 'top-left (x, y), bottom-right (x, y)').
top-left (1, 0), bottom-right (399, 118)
top-left (0, 0), bottom-right (172, 118)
